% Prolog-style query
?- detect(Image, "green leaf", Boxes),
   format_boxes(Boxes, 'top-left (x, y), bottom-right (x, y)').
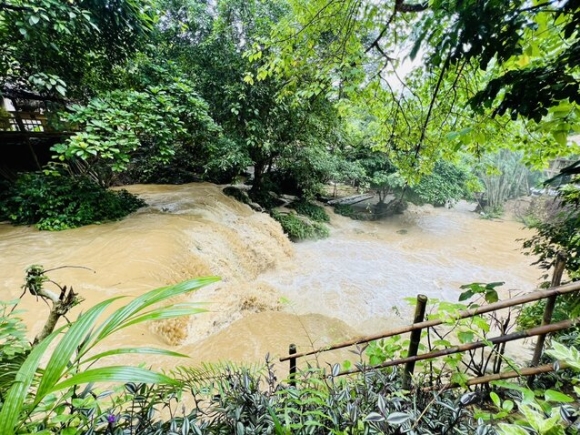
top-left (36, 297), bottom-right (123, 401)
top-left (386, 412), bottom-right (411, 426)
top-left (458, 331), bottom-right (474, 343)
top-left (490, 391), bottom-right (501, 408)
top-left (544, 389), bottom-right (574, 403)
top-left (458, 290), bottom-right (474, 301)
top-left (484, 289), bottom-right (499, 303)
top-left (119, 304), bottom-right (207, 329)
top-left (50, 366), bottom-right (179, 392)
top-left (0, 328), bottom-right (62, 435)
top-left (93, 276), bottom-right (219, 343)
top-left (29, 15), bottom-right (40, 25)
top-left (83, 347), bottom-right (190, 363)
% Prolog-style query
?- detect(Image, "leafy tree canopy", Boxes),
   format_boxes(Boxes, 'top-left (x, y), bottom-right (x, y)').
top-left (247, 0), bottom-right (580, 179)
top-left (0, 0), bottom-right (156, 100)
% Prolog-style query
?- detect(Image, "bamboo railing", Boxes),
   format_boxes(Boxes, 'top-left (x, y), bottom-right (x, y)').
top-left (283, 264), bottom-right (580, 387)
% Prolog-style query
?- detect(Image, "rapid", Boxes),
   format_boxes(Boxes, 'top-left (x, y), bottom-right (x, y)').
top-left (0, 183), bottom-right (541, 371)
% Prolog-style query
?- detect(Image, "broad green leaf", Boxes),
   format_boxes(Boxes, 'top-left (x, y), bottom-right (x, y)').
top-left (35, 297), bottom-right (123, 401)
top-left (458, 331), bottom-right (474, 343)
top-left (83, 347), bottom-right (189, 363)
top-left (93, 276), bottom-right (219, 343)
top-left (119, 304), bottom-right (207, 329)
top-left (544, 389), bottom-right (574, 403)
top-left (0, 328), bottom-right (62, 435)
top-left (490, 391), bottom-right (501, 408)
top-left (50, 366), bottom-right (179, 392)
top-left (386, 412), bottom-right (411, 426)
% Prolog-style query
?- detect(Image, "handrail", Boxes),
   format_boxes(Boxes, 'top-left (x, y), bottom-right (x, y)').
top-left (337, 317), bottom-right (580, 376)
top-left (281, 280), bottom-right (580, 362)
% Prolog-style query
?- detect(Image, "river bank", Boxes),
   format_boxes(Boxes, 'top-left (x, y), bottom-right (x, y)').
top-left (0, 183), bottom-right (541, 372)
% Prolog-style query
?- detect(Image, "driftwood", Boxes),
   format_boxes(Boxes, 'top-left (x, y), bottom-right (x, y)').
top-left (327, 194), bottom-right (374, 206)
top-left (21, 265), bottom-right (83, 346)
top-left (32, 285), bottom-right (80, 345)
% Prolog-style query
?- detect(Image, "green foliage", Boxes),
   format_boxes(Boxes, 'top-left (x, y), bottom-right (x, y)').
top-left (0, 269), bottom-right (218, 435)
top-left (523, 184), bottom-right (580, 284)
top-left (475, 150), bottom-right (537, 213)
top-left (0, 0), bottom-right (155, 99)
top-left (0, 171), bottom-right (145, 231)
top-left (271, 210), bottom-right (329, 241)
top-left (332, 203), bottom-right (358, 219)
top-left (0, 301), bottom-right (30, 398)
top-left (171, 360), bottom-right (490, 434)
top-left (488, 342), bottom-right (580, 435)
top-left (410, 160), bottom-right (475, 207)
top-left (288, 200), bottom-right (329, 223)
top-left (366, 283), bottom-right (523, 392)
top-left (51, 77), bottom-right (218, 184)
top-left (459, 282), bottom-right (504, 305)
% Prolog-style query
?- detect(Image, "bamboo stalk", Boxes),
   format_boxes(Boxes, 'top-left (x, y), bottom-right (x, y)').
top-left (402, 294), bottom-right (428, 389)
top-left (528, 252), bottom-right (567, 387)
top-left (530, 252), bottom-right (567, 367)
top-left (280, 281), bottom-right (580, 362)
top-left (336, 318), bottom-right (580, 377)
top-left (431, 362), bottom-right (570, 391)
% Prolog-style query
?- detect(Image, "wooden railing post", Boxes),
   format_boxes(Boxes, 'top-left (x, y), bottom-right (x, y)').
top-left (402, 294), bottom-right (428, 389)
top-left (289, 344), bottom-right (297, 387)
top-left (528, 252), bottom-right (566, 386)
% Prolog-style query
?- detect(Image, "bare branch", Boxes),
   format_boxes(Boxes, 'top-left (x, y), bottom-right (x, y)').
top-left (0, 2), bottom-right (33, 12)
top-left (395, 0), bottom-right (429, 13)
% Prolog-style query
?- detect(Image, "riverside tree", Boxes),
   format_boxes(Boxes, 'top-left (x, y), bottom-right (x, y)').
top-left (0, 0), bottom-right (156, 99)
top-left (246, 0), bottom-right (579, 179)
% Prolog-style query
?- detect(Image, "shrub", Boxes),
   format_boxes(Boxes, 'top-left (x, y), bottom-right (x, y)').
top-left (288, 199), bottom-right (330, 222)
top-left (332, 203), bottom-right (359, 219)
top-left (222, 186), bottom-right (251, 204)
top-left (169, 360), bottom-right (490, 435)
top-left (0, 171), bottom-right (145, 230)
top-left (271, 211), bottom-right (329, 241)
top-left (0, 266), bottom-right (218, 435)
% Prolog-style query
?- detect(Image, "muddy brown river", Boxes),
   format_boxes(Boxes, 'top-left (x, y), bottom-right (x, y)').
top-left (0, 183), bottom-right (541, 373)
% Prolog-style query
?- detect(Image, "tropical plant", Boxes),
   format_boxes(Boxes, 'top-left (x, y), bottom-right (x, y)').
top-left (0, 171), bottom-right (145, 231)
top-left (51, 77), bottom-right (218, 185)
top-left (0, 0), bottom-right (156, 99)
top-left (475, 150), bottom-right (538, 215)
top-left (518, 183), bottom-right (580, 336)
top-left (246, 0), bottom-right (579, 186)
top-left (411, 159), bottom-right (478, 207)
top-left (288, 200), bottom-right (330, 223)
top-left (271, 210), bottom-right (330, 241)
top-left (366, 282), bottom-right (520, 388)
top-left (0, 267), bottom-right (219, 434)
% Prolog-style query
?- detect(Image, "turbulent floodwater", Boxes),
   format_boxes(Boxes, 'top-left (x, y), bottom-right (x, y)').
top-left (0, 183), bottom-right (541, 371)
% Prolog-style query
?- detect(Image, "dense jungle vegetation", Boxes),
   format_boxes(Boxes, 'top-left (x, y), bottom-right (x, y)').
top-left (1, 0), bottom-right (580, 433)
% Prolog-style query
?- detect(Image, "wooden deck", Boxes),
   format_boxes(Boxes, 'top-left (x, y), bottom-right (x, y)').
top-left (0, 111), bottom-right (73, 143)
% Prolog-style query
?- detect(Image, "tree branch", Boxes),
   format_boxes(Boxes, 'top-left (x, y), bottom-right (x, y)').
top-left (0, 2), bottom-right (33, 12)
top-left (395, 0), bottom-right (429, 13)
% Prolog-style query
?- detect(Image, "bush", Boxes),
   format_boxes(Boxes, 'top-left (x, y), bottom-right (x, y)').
top-left (288, 199), bottom-right (330, 222)
top-left (271, 211), bottom-right (329, 241)
top-left (0, 267), bottom-right (217, 435)
top-left (116, 360), bottom-right (490, 435)
top-left (332, 203), bottom-right (360, 219)
top-left (0, 172), bottom-right (145, 230)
